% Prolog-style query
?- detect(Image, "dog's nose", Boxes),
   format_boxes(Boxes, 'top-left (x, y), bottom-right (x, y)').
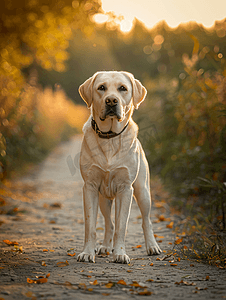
top-left (105, 97), bottom-right (118, 107)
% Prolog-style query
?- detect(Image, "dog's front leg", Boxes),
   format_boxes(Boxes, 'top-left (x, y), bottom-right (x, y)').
top-left (77, 183), bottom-right (99, 263)
top-left (113, 186), bottom-right (133, 264)
top-left (98, 194), bottom-right (114, 255)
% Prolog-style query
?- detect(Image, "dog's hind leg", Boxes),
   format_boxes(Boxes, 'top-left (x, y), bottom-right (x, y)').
top-left (97, 194), bottom-right (114, 255)
top-left (133, 149), bottom-right (162, 255)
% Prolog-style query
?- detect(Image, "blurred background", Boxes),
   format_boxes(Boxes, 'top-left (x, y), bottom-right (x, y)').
top-left (0, 0), bottom-right (225, 254)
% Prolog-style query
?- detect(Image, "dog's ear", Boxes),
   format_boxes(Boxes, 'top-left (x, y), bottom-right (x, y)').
top-left (122, 72), bottom-right (147, 109)
top-left (79, 73), bottom-right (98, 108)
top-left (132, 78), bottom-right (147, 109)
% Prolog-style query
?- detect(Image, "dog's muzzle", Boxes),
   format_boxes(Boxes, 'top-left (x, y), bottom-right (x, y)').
top-left (100, 96), bottom-right (122, 121)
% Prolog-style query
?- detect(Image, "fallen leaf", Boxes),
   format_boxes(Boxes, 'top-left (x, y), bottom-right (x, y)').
top-left (90, 280), bottom-right (98, 285)
top-left (43, 249), bottom-right (48, 252)
top-left (166, 221), bottom-right (174, 229)
top-left (105, 282), bottom-right (114, 288)
top-left (67, 253), bottom-right (76, 257)
top-left (150, 263), bottom-right (153, 266)
top-left (88, 288), bottom-right (93, 292)
top-left (138, 289), bottom-right (152, 296)
top-left (170, 263), bottom-right (177, 266)
top-left (184, 281), bottom-right (196, 286)
top-left (36, 278), bottom-right (48, 284)
top-left (174, 238), bottom-right (183, 245)
top-left (3, 239), bottom-right (18, 246)
top-left (102, 293), bottom-right (110, 296)
top-left (46, 273), bottom-right (50, 278)
top-left (158, 215), bottom-right (166, 221)
top-left (14, 245), bottom-right (23, 252)
top-left (206, 276), bottom-right (209, 280)
top-left (127, 270), bottom-right (133, 273)
top-left (117, 280), bottom-right (127, 285)
top-left (175, 280), bottom-right (195, 286)
top-left (146, 279), bottom-right (154, 282)
top-left (136, 245), bottom-right (142, 248)
top-left (57, 260), bottom-right (69, 267)
top-left (41, 261), bottom-right (46, 266)
top-left (130, 281), bottom-right (140, 287)
top-left (27, 278), bottom-right (34, 284)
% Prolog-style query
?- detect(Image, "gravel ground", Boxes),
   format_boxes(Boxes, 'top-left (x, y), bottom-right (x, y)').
top-left (0, 135), bottom-right (225, 300)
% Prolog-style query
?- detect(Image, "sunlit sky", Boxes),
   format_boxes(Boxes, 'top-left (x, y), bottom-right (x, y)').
top-left (95, 0), bottom-right (226, 32)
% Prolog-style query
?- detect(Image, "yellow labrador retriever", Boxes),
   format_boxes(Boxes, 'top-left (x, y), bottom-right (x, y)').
top-left (77, 71), bottom-right (162, 263)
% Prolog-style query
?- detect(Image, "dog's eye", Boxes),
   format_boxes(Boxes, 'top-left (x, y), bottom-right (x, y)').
top-left (119, 85), bottom-right (127, 92)
top-left (98, 85), bottom-right (106, 91)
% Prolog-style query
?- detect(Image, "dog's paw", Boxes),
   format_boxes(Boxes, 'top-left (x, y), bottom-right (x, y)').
top-left (113, 250), bottom-right (130, 264)
top-left (146, 242), bottom-right (162, 255)
top-left (77, 252), bottom-right (95, 263)
top-left (97, 245), bottom-right (113, 255)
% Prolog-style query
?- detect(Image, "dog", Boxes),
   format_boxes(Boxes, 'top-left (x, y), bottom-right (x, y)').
top-left (77, 71), bottom-right (162, 263)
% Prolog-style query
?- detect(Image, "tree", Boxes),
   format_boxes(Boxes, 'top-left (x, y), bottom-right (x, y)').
top-left (0, 0), bottom-right (101, 178)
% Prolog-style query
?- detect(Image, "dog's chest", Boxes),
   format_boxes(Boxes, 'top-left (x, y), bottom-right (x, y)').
top-left (98, 138), bottom-right (121, 164)
top-left (80, 127), bottom-right (140, 199)
top-left (89, 140), bottom-right (139, 199)
top-left (99, 166), bottom-right (131, 199)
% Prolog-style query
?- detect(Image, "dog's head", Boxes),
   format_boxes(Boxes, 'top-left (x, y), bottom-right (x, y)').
top-left (79, 71), bottom-right (147, 123)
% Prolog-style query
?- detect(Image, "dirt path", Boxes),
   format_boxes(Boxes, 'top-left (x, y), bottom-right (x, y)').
top-left (0, 135), bottom-right (225, 300)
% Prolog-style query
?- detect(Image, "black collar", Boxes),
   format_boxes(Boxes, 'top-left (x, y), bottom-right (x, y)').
top-left (91, 118), bottom-right (129, 139)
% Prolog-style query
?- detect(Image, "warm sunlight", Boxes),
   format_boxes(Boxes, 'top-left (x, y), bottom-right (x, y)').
top-left (99, 0), bottom-right (226, 31)
top-left (93, 13), bottom-right (108, 24)
top-left (119, 19), bottom-right (134, 33)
